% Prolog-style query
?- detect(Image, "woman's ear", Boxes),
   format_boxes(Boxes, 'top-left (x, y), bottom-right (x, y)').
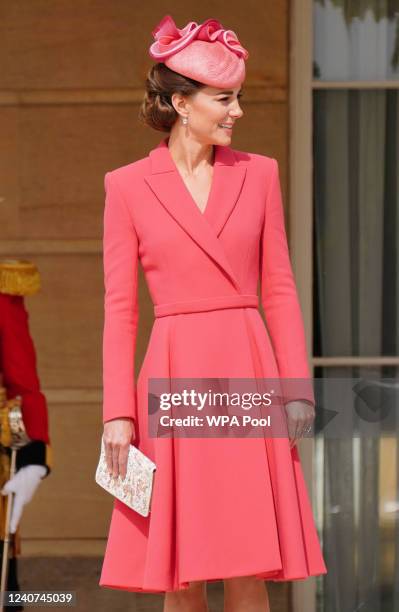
top-left (171, 92), bottom-right (190, 117)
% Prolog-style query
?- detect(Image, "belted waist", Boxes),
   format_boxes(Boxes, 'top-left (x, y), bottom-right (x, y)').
top-left (154, 294), bottom-right (259, 318)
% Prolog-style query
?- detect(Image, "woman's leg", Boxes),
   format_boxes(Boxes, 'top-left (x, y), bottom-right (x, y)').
top-left (223, 576), bottom-right (270, 612)
top-left (163, 580), bottom-right (209, 612)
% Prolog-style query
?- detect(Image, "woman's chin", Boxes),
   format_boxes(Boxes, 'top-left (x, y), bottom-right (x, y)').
top-left (217, 129), bottom-right (233, 140)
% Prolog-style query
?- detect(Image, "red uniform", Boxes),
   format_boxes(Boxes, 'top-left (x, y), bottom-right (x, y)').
top-left (0, 259), bottom-right (52, 610)
top-left (0, 292), bottom-right (52, 475)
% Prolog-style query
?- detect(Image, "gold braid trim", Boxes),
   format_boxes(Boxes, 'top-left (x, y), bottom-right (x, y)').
top-left (0, 259), bottom-right (41, 296)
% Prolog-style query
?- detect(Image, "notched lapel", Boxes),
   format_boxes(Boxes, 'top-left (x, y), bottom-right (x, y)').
top-left (144, 138), bottom-right (247, 293)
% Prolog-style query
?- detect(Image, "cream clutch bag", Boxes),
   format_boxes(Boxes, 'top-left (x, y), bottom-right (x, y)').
top-left (95, 436), bottom-right (156, 517)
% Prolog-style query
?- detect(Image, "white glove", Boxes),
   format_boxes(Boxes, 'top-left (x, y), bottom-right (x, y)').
top-left (1, 465), bottom-right (47, 533)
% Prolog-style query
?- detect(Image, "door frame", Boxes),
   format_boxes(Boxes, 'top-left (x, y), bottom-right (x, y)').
top-left (289, 2), bottom-right (317, 611)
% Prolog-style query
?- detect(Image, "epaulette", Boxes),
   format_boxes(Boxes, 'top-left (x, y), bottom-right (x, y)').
top-left (0, 259), bottom-right (41, 296)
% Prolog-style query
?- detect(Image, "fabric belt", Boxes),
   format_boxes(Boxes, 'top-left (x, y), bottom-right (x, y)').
top-left (154, 294), bottom-right (259, 318)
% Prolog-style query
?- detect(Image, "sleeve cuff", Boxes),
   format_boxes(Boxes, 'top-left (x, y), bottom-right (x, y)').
top-left (15, 440), bottom-right (53, 478)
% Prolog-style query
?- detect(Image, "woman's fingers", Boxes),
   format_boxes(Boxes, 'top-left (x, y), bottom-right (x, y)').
top-left (286, 412), bottom-right (305, 447)
top-left (111, 444), bottom-right (120, 478)
top-left (103, 417), bottom-right (135, 478)
top-left (284, 400), bottom-right (316, 448)
top-left (105, 443), bottom-right (113, 474)
top-left (286, 418), bottom-right (299, 447)
top-left (118, 445), bottom-right (129, 480)
top-left (290, 424), bottom-right (303, 449)
top-left (104, 442), bottom-right (128, 478)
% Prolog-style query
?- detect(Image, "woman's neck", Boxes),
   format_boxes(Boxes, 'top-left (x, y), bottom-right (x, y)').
top-left (166, 132), bottom-right (215, 177)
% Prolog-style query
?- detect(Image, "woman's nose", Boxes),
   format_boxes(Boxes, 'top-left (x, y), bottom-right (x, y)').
top-left (231, 102), bottom-right (244, 118)
top-left (230, 109), bottom-right (243, 121)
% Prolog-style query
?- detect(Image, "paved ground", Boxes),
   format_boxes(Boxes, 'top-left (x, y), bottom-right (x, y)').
top-left (16, 557), bottom-right (289, 611)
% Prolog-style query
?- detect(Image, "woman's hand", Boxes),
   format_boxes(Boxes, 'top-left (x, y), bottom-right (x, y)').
top-left (103, 417), bottom-right (135, 480)
top-left (284, 400), bottom-right (315, 449)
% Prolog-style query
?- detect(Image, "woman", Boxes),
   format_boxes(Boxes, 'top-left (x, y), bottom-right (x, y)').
top-left (99, 14), bottom-right (327, 611)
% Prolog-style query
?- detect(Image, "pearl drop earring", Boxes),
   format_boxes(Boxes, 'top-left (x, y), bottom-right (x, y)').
top-left (182, 117), bottom-right (188, 125)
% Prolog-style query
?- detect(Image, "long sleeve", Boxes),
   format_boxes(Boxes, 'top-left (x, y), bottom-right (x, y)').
top-left (102, 171), bottom-right (140, 424)
top-left (260, 158), bottom-right (315, 406)
top-left (0, 294), bottom-right (52, 478)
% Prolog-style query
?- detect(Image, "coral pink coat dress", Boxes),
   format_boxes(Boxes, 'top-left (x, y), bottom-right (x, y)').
top-left (99, 136), bottom-right (327, 593)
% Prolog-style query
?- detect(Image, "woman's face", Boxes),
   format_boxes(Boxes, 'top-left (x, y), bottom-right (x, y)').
top-left (171, 84), bottom-right (244, 145)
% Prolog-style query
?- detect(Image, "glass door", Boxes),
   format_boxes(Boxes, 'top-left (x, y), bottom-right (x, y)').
top-left (312, 1), bottom-right (399, 610)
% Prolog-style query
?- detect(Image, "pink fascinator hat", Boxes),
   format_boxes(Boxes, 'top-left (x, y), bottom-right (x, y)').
top-left (148, 15), bottom-right (249, 89)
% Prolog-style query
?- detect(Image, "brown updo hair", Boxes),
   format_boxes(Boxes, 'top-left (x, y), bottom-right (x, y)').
top-left (138, 63), bottom-right (206, 133)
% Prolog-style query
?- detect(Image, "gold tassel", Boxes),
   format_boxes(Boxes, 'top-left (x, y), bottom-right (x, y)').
top-left (0, 259), bottom-right (41, 296)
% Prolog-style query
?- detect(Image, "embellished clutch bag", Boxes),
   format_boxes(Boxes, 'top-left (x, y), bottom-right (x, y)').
top-left (95, 436), bottom-right (156, 517)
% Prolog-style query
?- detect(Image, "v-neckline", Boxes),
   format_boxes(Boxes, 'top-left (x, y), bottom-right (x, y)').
top-left (166, 139), bottom-right (217, 217)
